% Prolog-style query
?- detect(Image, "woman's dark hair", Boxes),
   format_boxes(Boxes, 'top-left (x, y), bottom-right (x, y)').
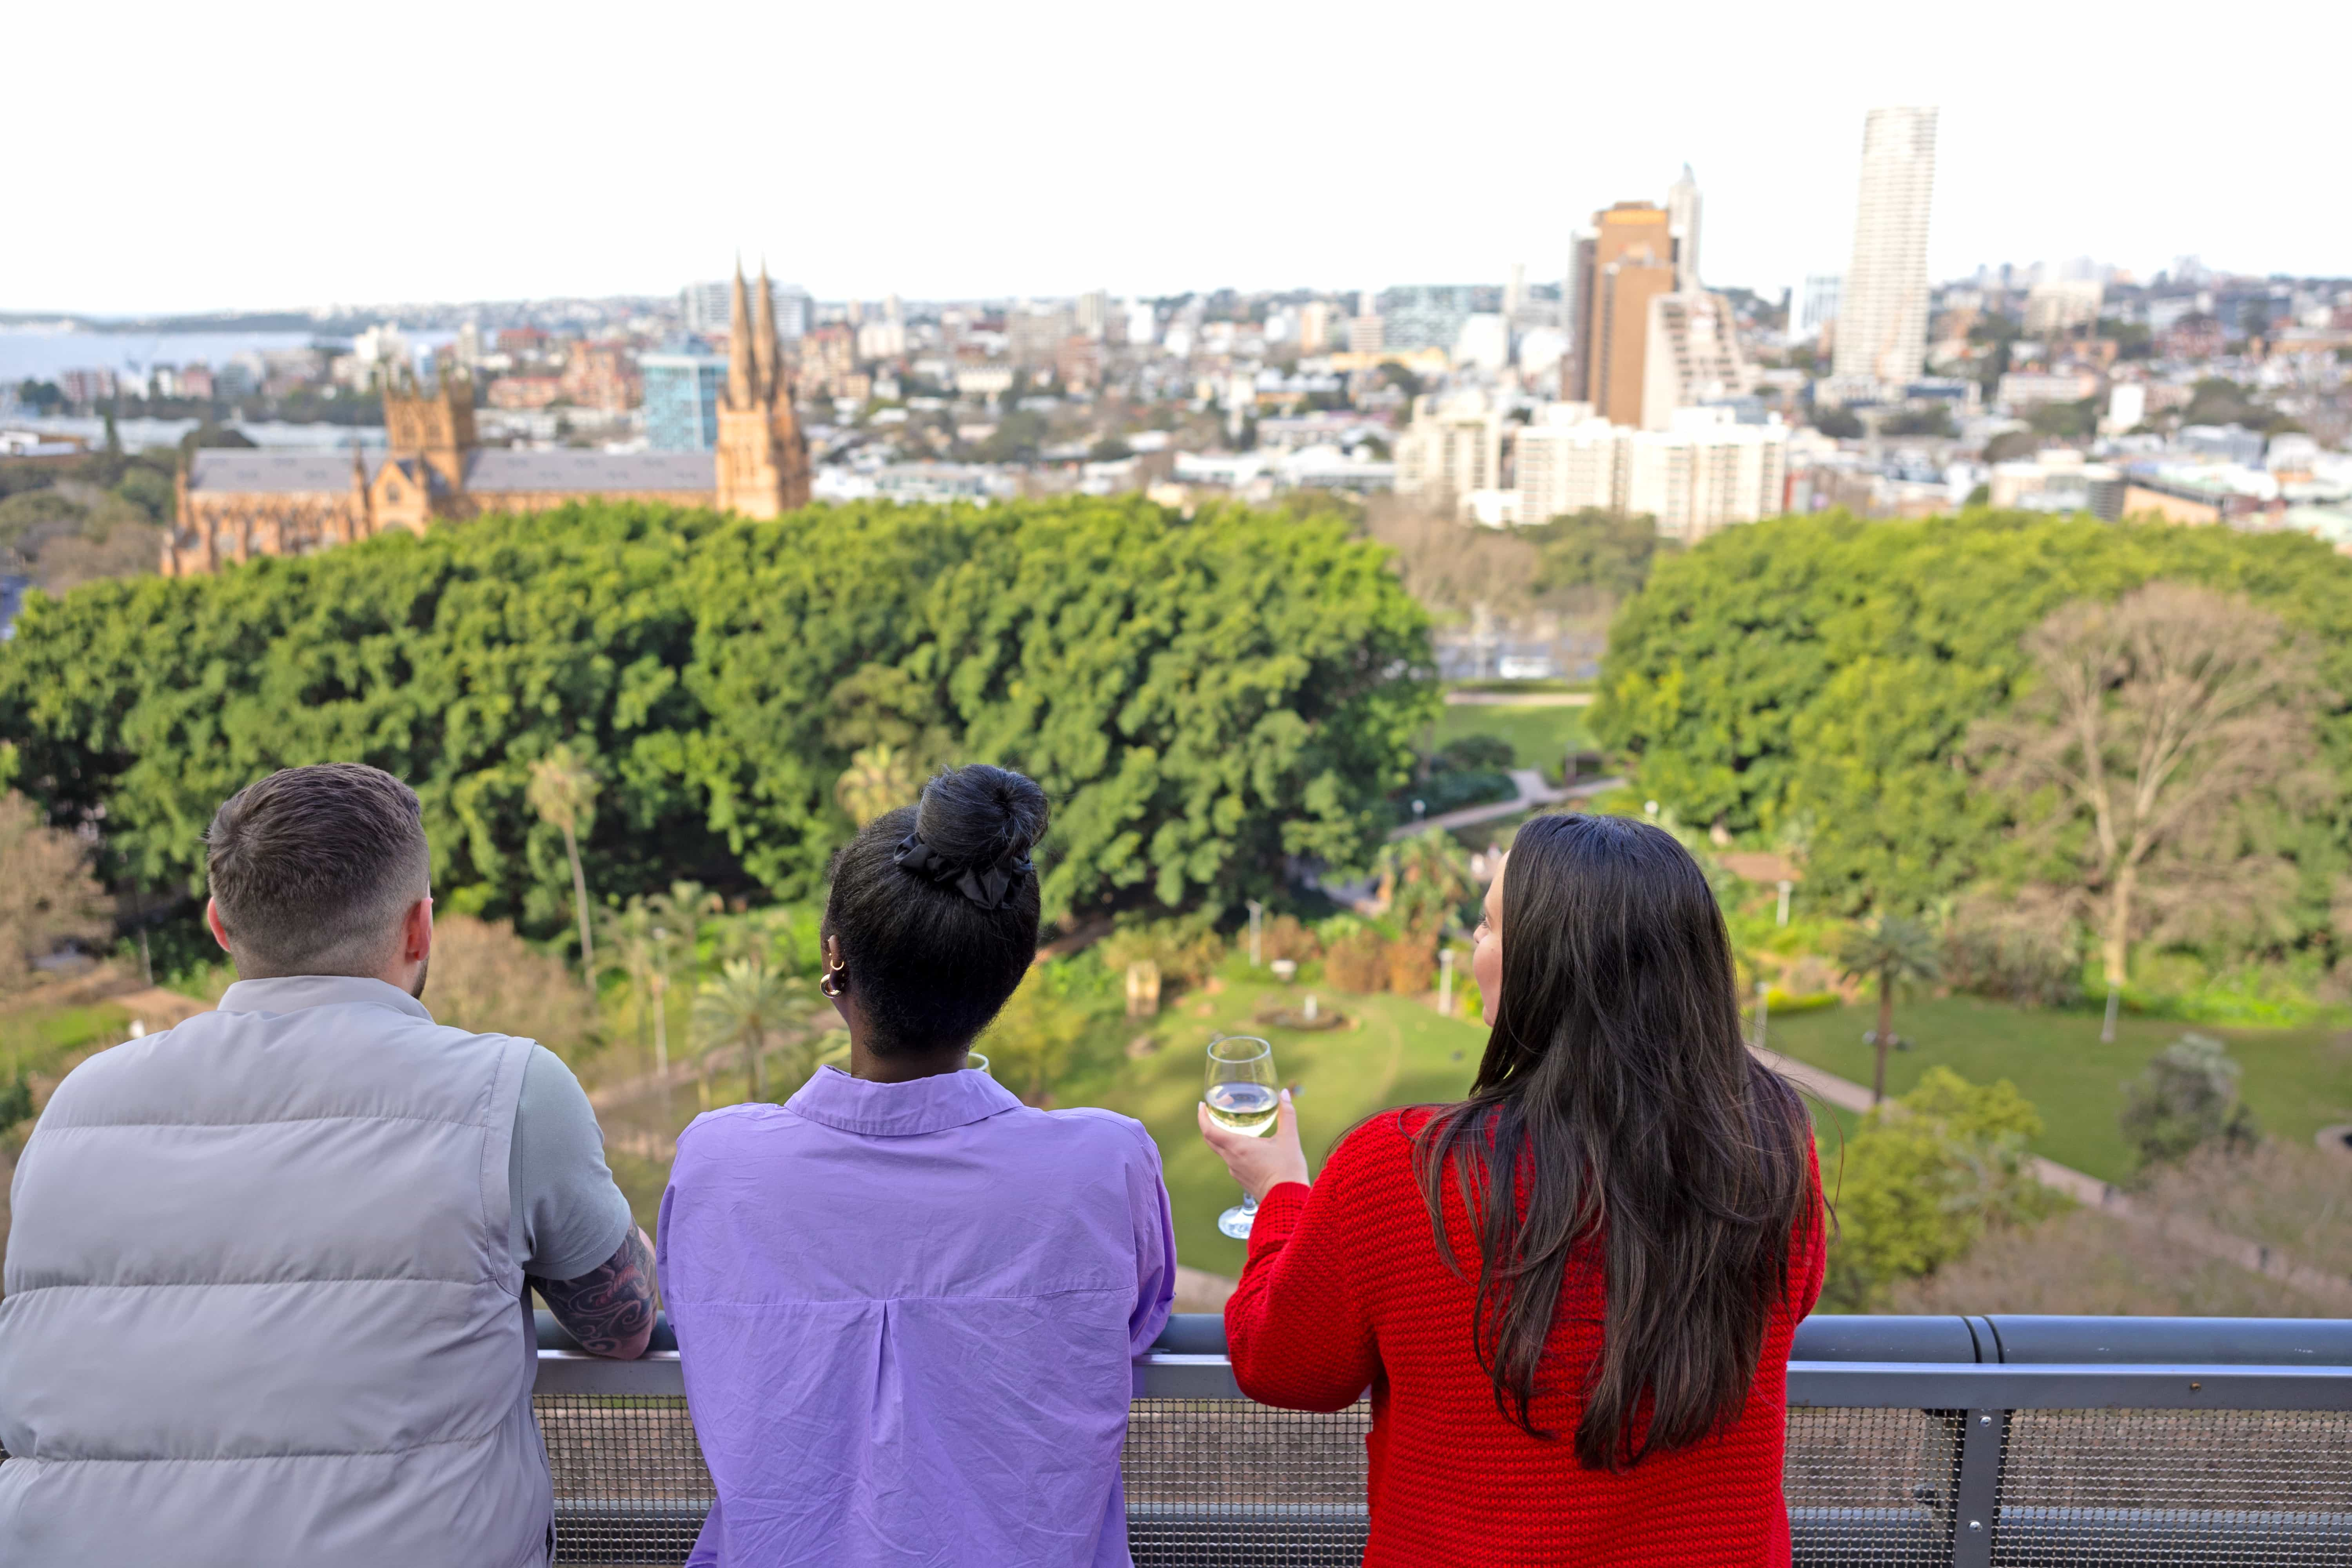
top-left (1411, 812), bottom-right (1814, 1470)
top-left (822, 764), bottom-right (1049, 1053)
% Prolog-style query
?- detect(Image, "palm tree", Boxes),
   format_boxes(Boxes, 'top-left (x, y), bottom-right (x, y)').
top-left (1376, 830), bottom-right (1479, 936)
top-left (719, 906), bottom-right (800, 976)
top-left (1837, 915), bottom-right (1942, 1104)
top-left (836, 742), bottom-right (922, 826)
top-left (644, 882), bottom-right (721, 1107)
top-left (693, 957), bottom-right (814, 1103)
top-left (597, 897), bottom-right (661, 1063)
top-left (526, 745), bottom-right (601, 979)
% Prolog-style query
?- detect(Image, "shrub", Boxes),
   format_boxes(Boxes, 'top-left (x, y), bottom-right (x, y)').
top-left (1324, 927), bottom-right (1388, 993)
top-left (1941, 895), bottom-right (2082, 1007)
top-left (1821, 1067), bottom-right (2067, 1310)
top-left (2119, 1033), bottom-right (2260, 1171)
top-left (1384, 929), bottom-right (1437, 994)
top-left (1260, 914), bottom-right (1320, 963)
top-left (1435, 735), bottom-right (1515, 772)
top-left (1097, 916), bottom-right (1226, 993)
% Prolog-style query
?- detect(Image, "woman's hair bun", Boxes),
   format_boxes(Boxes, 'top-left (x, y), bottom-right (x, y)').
top-left (913, 764), bottom-right (1049, 869)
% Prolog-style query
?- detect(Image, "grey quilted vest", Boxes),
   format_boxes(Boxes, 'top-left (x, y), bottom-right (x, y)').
top-left (0, 975), bottom-right (548, 1568)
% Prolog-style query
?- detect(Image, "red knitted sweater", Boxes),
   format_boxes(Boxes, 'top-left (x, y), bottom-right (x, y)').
top-left (1225, 1110), bottom-right (1826, 1567)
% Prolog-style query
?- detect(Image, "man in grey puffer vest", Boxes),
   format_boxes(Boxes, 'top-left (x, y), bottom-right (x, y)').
top-left (0, 762), bottom-right (656, 1566)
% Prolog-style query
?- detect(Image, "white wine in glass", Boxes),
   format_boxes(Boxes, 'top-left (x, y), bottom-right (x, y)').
top-left (1204, 1035), bottom-right (1277, 1239)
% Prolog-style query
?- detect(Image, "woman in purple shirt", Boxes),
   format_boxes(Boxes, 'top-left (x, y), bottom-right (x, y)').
top-left (659, 764), bottom-right (1177, 1568)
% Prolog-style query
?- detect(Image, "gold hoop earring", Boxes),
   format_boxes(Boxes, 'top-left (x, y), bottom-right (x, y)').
top-left (820, 956), bottom-right (846, 999)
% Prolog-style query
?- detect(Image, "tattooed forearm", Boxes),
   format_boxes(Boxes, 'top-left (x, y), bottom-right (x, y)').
top-left (534, 1227), bottom-right (656, 1359)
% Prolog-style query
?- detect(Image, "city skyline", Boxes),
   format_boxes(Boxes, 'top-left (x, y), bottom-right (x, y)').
top-left (11, 0), bottom-right (2348, 316)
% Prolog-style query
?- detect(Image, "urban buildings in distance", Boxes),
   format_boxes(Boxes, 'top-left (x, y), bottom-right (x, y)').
top-left (11, 92), bottom-right (2351, 604)
top-left (162, 264), bottom-right (808, 573)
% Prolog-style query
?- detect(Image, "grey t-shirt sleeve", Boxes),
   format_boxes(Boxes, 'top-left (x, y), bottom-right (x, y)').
top-left (507, 1045), bottom-right (635, 1283)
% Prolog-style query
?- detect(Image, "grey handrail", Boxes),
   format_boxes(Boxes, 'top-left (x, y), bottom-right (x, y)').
top-left (536, 1309), bottom-right (2352, 1365)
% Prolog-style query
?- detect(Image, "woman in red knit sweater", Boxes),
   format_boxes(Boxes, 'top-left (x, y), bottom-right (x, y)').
top-left (1199, 813), bottom-right (1824, 1567)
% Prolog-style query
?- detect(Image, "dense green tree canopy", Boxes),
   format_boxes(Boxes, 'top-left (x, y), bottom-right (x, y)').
top-left (1590, 510), bottom-right (2352, 927)
top-left (0, 497), bottom-right (1433, 934)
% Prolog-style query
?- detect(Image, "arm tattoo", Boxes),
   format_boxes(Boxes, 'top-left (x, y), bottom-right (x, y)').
top-left (534, 1227), bottom-right (656, 1359)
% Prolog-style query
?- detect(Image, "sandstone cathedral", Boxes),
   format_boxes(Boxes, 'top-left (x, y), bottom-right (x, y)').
top-left (163, 263), bottom-right (810, 576)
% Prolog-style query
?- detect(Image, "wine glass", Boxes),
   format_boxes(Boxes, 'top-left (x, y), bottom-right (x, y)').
top-left (1203, 1035), bottom-right (1278, 1239)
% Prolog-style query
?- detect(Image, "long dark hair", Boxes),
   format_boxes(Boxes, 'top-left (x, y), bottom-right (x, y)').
top-left (1411, 813), bottom-right (1814, 1470)
top-left (822, 764), bottom-right (1049, 1053)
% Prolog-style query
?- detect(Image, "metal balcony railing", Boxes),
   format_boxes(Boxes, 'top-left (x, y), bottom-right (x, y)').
top-left (533, 1312), bottom-right (2352, 1567)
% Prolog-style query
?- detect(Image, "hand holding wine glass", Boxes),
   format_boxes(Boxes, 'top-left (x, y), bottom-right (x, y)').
top-left (1198, 1036), bottom-right (1309, 1236)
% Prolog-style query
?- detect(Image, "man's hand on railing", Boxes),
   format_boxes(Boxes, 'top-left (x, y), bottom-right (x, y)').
top-left (532, 1226), bottom-right (657, 1359)
top-left (1198, 1087), bottom-right (1310, 1202)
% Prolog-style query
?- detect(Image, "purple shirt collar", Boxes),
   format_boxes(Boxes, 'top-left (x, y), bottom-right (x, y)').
top-left (783, 1063), bottom-right (1025, 1138)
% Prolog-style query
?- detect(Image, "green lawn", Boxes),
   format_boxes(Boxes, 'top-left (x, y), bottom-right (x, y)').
top-left (1764, 996), bottom-right (2352, 1184)
top-left (1432, 703), bottom-right (1592, 776)
top-left (0, 998), bottom-right (132, 1079)
top-left (1058, 960), bottom-right (1485, 1276)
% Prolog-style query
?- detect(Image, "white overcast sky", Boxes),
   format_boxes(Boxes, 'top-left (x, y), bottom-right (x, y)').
top-left (10, 0), bottom-right (2346, 315)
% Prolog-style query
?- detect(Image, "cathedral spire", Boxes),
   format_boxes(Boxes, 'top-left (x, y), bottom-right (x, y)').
top-left (753, 260), bottom-right (781, 407)
top-left (726, 259), bottom-right (755, 409)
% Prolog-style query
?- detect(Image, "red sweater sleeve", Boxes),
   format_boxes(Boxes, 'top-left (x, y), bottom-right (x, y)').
top-left (1222, 1127), bottom-right (1383, 1412)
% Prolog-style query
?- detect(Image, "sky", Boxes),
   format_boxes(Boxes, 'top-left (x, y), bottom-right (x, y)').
top-left (10, 0), bottom-right (2348, 316)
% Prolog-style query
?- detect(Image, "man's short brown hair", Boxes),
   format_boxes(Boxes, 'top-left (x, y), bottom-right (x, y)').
top-left (205, 764), bottom-right (430, 976)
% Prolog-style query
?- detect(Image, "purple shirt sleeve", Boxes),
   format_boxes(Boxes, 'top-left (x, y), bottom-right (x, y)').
top-left (1128, 1127), bottom-right (1177, 1358)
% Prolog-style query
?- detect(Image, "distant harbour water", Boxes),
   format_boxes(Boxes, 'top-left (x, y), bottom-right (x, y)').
top-left (0, 328), bottom-right (339, 383)
top-left (13, 416), bottom-right (386, 452)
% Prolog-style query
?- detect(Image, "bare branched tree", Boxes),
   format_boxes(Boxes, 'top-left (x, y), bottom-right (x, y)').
top-left (1361, 501), bottom-right (1539, 622)
top-left (1970, 583), bottom-right (2327, 1026)
top-left (0, 791), bottom-right (111, 993)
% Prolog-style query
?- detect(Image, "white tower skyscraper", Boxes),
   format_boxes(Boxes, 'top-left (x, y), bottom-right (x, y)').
top-left (1666, 165), bottom-right (1702, 290)
top-left (1833, 107), bottom-right (1937, 389)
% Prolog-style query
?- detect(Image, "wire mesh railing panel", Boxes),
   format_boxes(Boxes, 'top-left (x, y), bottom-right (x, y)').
top-left (1123, 1398), bottom-right (1372, 1567)
top-left (1991, 1409), bottom-right (2352, 1567)
top-left (1783, 1406), bottom-right (1962, 1567)
top-left (535, 1394), bottom-right (711, 1566)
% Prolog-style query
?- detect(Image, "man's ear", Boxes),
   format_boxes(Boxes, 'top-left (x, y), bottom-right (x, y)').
top-left (404, 894), bottom-right (435, 964)
top-left (205, 897), bottom-right (233, 955)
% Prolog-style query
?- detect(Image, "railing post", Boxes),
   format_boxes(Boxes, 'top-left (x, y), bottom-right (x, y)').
top-left (1948, 1407), bottom-right (2009, 1568)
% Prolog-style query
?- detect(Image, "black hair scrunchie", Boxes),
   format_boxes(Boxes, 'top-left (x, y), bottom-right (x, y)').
top-left (893, 832), bottom-right (1034, 911)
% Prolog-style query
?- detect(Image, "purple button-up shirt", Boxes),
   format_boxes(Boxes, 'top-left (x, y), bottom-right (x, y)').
top-left (657, 1065), bottom-right (1176, 1568)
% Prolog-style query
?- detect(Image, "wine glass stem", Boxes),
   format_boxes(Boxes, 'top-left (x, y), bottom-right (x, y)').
top-left (1239, 1189), bottom-right (1258, 1218)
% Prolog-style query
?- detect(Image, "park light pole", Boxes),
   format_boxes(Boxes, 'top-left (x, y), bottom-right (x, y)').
top-left (1246, 900), bottom-right (1263, 967)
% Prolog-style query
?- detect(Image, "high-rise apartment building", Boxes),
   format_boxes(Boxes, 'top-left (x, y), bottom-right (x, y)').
top-left (1573, 202), bottom-right (1677, 428)
top-left (1832, 107), bottom-right (1938, 388)
top-left (641, 353), bottom-right (728, 451)
top-left (1626, 408), bottom-right (1788, 543)
top-left (1666, 165), bottom-right (1702, 290)
top-left (1394, 389), bottom-right (1504, 508)
top-left (1076, 290), bottom-right (1111, 340)
top-left (1512, 403), bottom-right (1627, 519)
top-left (1565, 233), bottom-right (1596, 401)
top-left (1641, 292), bottom-right (1751, 430)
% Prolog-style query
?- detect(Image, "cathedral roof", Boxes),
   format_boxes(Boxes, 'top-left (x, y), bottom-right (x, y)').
top-left (465, 449), bottom-right (714, 493)
top-left (187, 449), bottom-right (361, 493)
